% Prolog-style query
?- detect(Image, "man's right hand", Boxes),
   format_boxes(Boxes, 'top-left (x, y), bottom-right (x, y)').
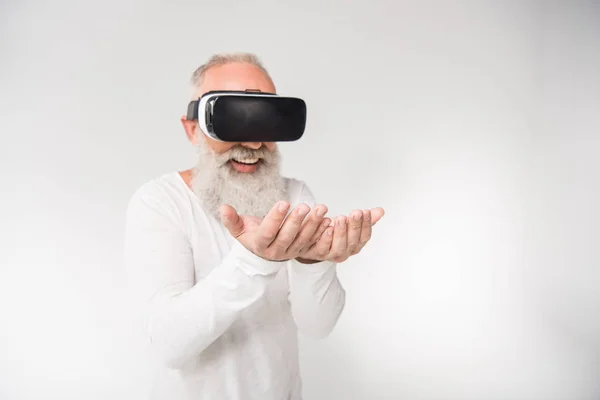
top-left (219, 201), bottom-right (331, 262)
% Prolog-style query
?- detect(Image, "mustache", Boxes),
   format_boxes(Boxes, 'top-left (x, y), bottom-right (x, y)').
top-left (214, 145), bottom-right (276, 166)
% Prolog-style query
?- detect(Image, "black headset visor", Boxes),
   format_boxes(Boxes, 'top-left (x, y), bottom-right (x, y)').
top-left (186, 90), bottom-right (307, 142)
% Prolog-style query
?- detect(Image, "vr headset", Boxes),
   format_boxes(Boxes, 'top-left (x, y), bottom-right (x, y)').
top-left (186, 90), bottom-right (307, 142)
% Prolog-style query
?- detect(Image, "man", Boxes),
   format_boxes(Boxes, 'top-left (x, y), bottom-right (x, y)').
top-left (124, 53), bottom-right (384, 400)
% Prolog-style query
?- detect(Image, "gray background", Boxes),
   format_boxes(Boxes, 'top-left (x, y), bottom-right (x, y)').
top-left (1, 0), bottom-right (599, 399)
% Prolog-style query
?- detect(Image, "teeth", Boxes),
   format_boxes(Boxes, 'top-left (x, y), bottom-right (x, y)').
top-left (233, 158), bottom-right (259, 165)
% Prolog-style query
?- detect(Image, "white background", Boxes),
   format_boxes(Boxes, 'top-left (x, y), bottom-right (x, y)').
top-left (2, 1), bottom-right (599, 399)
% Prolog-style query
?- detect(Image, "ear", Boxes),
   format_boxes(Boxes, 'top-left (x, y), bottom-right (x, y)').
top-left (180, 116), bottom-right (199, 145)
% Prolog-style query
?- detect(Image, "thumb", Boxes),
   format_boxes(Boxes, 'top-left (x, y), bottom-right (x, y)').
top-left (220, 205), bottom-right (245, 238)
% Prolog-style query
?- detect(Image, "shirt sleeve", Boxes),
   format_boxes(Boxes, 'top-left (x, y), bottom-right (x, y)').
top-left (286, 181), bottom-right (346, 338)
top-left (124, 184), bottom-right (284, 370)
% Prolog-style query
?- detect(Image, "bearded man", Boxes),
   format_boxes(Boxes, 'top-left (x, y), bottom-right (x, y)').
top-left (124, 52), bottom-right (384, 400)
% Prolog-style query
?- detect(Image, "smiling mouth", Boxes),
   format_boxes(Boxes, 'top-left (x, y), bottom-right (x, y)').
top-left (230, 157), bottom-right (260, 166)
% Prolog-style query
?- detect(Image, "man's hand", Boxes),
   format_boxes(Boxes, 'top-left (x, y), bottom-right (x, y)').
top-left (220, 201), bottom-right (330, 262)
top-left (296, 207), bottom-right (385, 263)
top-left (220, 201), bottom-right (384, 264)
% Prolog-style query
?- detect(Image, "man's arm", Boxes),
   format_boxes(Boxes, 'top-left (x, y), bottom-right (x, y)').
top-left (286, 183), bottom-right (346, 338)
top-left (288, 258), bottom-right (346, 338)
top-left (124, 186), bottom-right (284, 369)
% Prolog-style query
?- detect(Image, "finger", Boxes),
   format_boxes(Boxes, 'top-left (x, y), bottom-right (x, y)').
top-left (370, 207), bottom-right (385, 225)
top-left (267, 203), bottom-right (310, 252)
top-left (310, 217), bottom-right (332, 244)
top-left (255, 201), bottom-right (290, 251)
top-left (310, 225), bottom-right (334, 259)
top-left (287, 204), bottom-right (327, 254)
top-left (358, 209), bottom-right (373, 249)
top-left (300, 204), bottom-right (328, 240)
top-left (220, 205), bottom-right (244, 238)
top-left (329, 216), bottom-right (348, 262)
top-left (346, 210), bottom-right (363, 255)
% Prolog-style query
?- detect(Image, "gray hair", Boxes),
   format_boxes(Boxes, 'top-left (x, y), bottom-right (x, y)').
top-left (189, 52), bottom-right (272, 94)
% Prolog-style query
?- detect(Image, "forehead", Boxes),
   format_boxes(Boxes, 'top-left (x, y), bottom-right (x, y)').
top-left (197, 62), bottom-right (276, 96)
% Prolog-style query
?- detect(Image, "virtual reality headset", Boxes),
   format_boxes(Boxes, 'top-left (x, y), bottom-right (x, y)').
top-left (186, 90), bottom-right (307, 142)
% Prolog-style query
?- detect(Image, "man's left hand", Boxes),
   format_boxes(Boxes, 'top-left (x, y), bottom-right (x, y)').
top-left (296, 207), bottom-right (384, 264)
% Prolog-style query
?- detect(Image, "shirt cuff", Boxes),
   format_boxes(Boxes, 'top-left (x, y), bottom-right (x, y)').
top-left (290, 258), bottom-right (337, 274)
top-left (228, 241), bottom-right (286, 277)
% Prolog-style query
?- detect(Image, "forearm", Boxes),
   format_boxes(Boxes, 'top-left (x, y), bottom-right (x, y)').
top-left (287, 259), bottom-right (346, 338)
top-left (144, 242), bottom-right (284, 369)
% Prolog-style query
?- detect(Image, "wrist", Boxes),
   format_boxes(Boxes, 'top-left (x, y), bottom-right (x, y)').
top-left (291, 258), bottom-right (337, 275)
top-left (230, 242), bottom-right (286, 276)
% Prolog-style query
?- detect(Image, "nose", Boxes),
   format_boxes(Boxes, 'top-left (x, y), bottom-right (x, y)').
top-left (240, 142), bottom-right (263, 150)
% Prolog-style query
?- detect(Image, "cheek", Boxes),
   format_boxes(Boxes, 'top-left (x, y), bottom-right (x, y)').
top-left (264, 142), bottom-right (277, 152)
top-left (216, 144), bottom-right (236, 154)
top-left (205, 137), bottom-right (237, 154)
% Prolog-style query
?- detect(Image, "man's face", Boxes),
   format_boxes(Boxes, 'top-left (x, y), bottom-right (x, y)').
top-left (182, 62), bottom-right (278, 173)
top-left (182, 62), bottom-right (288, 218)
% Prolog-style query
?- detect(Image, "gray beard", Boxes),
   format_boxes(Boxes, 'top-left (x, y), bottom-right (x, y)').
top-left (191, 140), bottom-right (288, 219)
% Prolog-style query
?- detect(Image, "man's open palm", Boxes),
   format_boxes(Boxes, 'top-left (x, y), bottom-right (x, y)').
top-left (220, 201), bottom-right (323, 262)
top-left (220, 201), bottom-right (384, 264)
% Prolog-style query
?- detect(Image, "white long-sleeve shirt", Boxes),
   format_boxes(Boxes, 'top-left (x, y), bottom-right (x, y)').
top-left (124, 172), bottom-right (346, 400)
